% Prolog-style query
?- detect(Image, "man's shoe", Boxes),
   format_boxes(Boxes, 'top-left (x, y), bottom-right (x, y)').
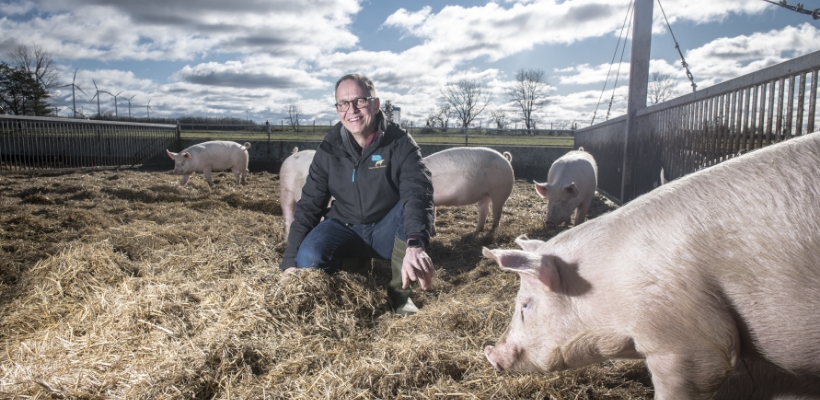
top-left (391, 295), bottom-right (419, 316)
top-left (388, 236), bottom-right (418, 316)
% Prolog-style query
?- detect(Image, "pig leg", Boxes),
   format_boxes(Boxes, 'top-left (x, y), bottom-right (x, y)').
top-left (475, 196), bottom-right (491, 232)
top-left (240, 168), bottom-right (249, 185)
top-left (203, 167), bottom-right (214, 188)
top-left (646, 352), bottom-right (734, 399)
top-left (430, 206), bottom-right (437, 237)
top-left (574, 198), bottom-right (592, 225)
top-left (490, 194), bottom-right (509, 231)
top-left (282, 199), bottom-right (295, 239)
top-left (180, 174), bottom-right (191, 186)
top-left (231, 168), bottom-right (242, 185)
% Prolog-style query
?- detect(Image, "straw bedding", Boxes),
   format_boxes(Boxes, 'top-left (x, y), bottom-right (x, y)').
top-left (0, 169), bottom-right (652, 399)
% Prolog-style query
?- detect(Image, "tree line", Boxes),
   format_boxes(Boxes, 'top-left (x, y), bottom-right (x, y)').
top-left (2, 44), bottom-right (679, 129)
top-left (0, 45), bottom-right (60, 116)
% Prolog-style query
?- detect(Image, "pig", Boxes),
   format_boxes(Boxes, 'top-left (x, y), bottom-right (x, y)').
top-left (423, 147), bottom-right (514, 235)
top-left (534, 147), bottom-right (597, 227)
top-left (166, 141), bottom-right (251, 187)
top-left (482, 131), bottom-right (820, 399)
top-left (279, 148), bottom-right (316, 238)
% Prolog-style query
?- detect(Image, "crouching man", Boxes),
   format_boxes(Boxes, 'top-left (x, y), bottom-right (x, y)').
top-left (279, 73), bottom-right (435, 315)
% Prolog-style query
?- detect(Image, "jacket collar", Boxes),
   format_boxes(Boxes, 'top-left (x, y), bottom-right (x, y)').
top-left (324, 112), bottom-right (388, 159)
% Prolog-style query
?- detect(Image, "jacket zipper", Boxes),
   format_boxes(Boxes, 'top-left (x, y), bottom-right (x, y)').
top-left (352, 161), bottom-right (364, 221)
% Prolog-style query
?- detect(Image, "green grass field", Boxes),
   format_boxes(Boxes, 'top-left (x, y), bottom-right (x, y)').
top-left (180, 130), bottom-right (575, 147)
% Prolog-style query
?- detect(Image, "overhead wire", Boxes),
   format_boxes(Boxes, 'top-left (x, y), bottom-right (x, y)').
top-left (604, 4), bottom-right (634, 122)
top-left (762, 0), bottom-right (820, 19)
top-left (590, 0), bottom-right (634, 126)
top-left (657, 0), bottom-right (697, 92)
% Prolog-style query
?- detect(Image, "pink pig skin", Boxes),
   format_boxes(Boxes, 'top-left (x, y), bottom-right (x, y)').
top-left (424, 147), bottom-right (514, 235)
top-left (166, 141), bottom-right (250, 188)
top-left (484, 132), bottom-right (820, 399)
top-left (534, 147), bottom-right (597, 227)
top-left (279, 148), bottom-right (316, 238)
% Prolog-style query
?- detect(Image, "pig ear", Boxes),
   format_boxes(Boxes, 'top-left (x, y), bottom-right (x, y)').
top-left (166, 149), bottom-right (177, 160)
top-left (183, 152), bottom-right (192, 159)
top-left (534, 181), bottom-right (551, 198)
top-left (482, 247), bottom-right (560, 290)
top-left (514, 235), bottom-right (546, 252)
top-left (563, 183), bottom-right (579, 198)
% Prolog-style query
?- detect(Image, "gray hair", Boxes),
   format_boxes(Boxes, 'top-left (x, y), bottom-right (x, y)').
top-left (335, 73), bottom-right (377, 98)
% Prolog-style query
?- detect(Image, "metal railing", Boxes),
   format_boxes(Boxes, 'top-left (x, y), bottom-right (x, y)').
top-left (1, 115), bottom-right (179, 172)
top-left (577, 49), bottom-right (820, 204)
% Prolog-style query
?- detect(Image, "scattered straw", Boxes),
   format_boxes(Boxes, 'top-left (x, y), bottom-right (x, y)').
top-left (0, 169), bottom-right (651, 399)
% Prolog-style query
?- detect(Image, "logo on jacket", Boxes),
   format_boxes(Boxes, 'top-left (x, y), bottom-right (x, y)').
top-left (370, 154), bottom-right (386, 169)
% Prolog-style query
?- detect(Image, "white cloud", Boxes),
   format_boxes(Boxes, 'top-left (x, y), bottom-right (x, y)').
top-left (0, 0), bottom-right (36, 15)
top-left (686, 23), bottom-right (820, 88)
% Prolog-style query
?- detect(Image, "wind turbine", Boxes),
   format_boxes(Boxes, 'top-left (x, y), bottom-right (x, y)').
top-left (90, 79), bottom-right (103, 117)
top-left (57, 69), bottom-right (85, 118)
top-left (109, 90), bottom-right (124, 118)
top-left (124, 94), bottom-right (136, 118)
top-left (146, 98), bottom-right (153, 119)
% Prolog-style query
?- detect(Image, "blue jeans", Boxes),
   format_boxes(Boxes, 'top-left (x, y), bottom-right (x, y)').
top-left (294, 201), bottom-right (406, 273)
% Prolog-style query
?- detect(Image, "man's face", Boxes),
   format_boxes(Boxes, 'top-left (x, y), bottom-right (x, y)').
top-left (336, 79), bottom-right (380, 137)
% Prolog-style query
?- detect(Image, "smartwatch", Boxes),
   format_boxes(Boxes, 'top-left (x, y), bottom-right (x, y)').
top-left (407, 238), bottom-right (423, 249)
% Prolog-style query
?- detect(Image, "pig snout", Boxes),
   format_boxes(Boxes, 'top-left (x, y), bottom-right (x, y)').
top-left (485, 346), bottom-right (502, 371)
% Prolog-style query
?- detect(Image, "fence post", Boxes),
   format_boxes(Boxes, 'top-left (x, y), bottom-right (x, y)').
top-left (621, 0), bottom-right (653, 204)
top-left (176, 120), bottom-right (182, 151)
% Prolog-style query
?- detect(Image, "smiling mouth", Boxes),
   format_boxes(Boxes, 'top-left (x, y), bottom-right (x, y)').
top-left (349, 117), bottom-right (362, 122)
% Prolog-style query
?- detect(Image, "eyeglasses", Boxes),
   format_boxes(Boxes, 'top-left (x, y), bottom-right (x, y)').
top-left (334, 96), bottom-right (374, 112)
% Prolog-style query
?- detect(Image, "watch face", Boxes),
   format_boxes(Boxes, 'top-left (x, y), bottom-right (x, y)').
top-left (407, 239), bottom-right (422, 248)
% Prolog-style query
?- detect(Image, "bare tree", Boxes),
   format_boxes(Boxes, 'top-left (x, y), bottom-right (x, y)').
top-left (441, 79), bottom-right (491, 129)
top-left (490, 109), bottom-right (508, 130)
top-left (8, 44), bottom-right (59, 116)
top-left (648, 71), bottom-right (678, 105)
top-left (426, 105), bottom-right (452, 130)
top-left (382, 100), bottom-right (394, 122)
top-left (286, 101), bottom-right (302, 131)
top-left (506, 69), bottom-right (550, 131)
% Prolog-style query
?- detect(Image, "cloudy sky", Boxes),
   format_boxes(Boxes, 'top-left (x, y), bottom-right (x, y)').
top-left (1, 0), bottom-right (818, 128)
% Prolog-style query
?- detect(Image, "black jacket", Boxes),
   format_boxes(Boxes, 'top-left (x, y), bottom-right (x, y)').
top-left (279, 113), bottom-right (434, 270)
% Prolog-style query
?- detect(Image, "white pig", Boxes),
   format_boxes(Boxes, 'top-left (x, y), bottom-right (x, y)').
top-left (166, 141), bottom-right (251, 187)
top-left (279, 148), bottom-right (316, 238)
top-left (423, 147), bottom-right (514, 235)
top-left (534, 147), bottom-right (597, 227)
top-left (483, 132), bottom-right (820, 399)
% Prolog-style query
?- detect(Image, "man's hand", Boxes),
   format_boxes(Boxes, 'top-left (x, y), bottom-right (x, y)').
top-left (279, 267), bottom-right (297, 284)
top-left (402, 246), bottom-right (434, 290)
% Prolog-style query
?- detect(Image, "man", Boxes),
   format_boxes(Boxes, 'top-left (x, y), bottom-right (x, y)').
top-left (280, 73), bottom-right (435, 315)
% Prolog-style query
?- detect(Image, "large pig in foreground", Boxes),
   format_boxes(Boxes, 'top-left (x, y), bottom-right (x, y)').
top-left (279, 148), bottom-right (315, 238)
top-left (482, 132), bottom-right (820, 399)
top-left (535, 148), bottom-right (597, 227)
top-left (166, 141), bottom-right (251, 187)
top-left (424, 147), bottom-right (514, 235)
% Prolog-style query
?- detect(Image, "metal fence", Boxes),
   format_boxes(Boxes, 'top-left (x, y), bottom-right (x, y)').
top-left (1, 115), bottom-right (179, 172)
top-left (577, 49), bottom-right (820, 205)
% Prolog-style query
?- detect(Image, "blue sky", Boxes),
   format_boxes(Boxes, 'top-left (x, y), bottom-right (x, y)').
top-left (1, 0), bottom-right (818, 128)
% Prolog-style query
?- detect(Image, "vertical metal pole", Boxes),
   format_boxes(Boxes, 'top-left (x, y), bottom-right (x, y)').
top-left (176, 121), bottom-right (182, 152)
top-left (620, 0), bottom-right (652, 204)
